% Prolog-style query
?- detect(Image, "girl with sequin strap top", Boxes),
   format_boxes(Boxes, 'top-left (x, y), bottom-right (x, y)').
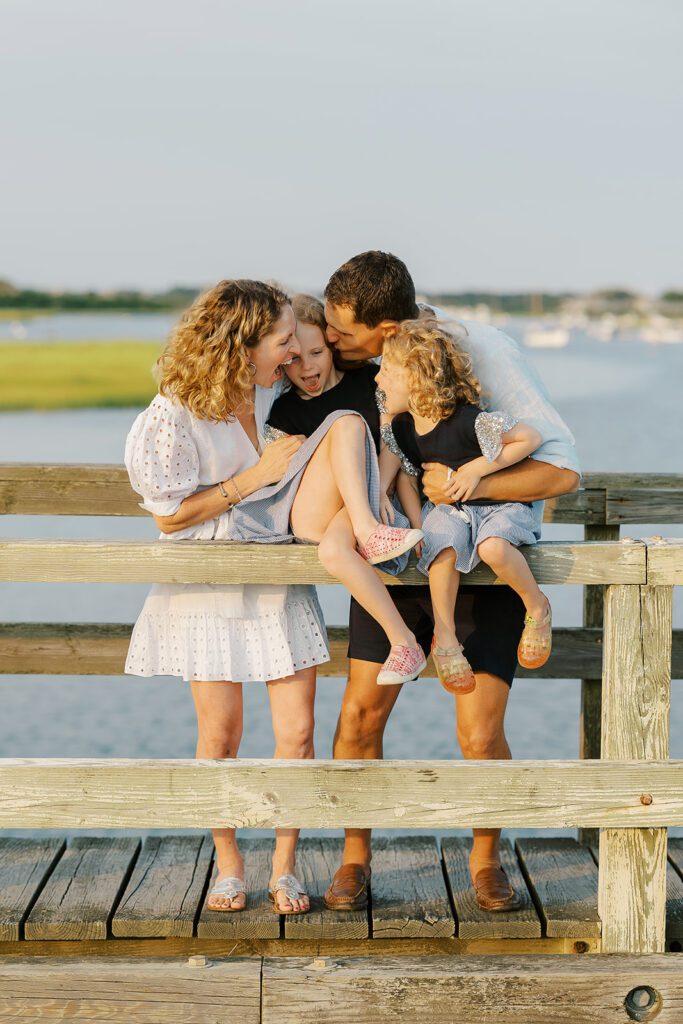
top-left (375, 319), bottom-right (553, 695)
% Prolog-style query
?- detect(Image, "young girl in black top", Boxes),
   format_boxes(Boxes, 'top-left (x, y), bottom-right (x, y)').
top-left (265, 295), bottom-right (382, 451)
top-left (376, 319), bottom-right (552, 694)
top-left (265, 296), bottom-right (426, 686)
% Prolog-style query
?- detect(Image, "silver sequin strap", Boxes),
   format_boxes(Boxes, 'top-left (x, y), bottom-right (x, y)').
top-left (262, 423), bottom-right (289, 445)
top-left (474, 410), bottom-right (517, 462)
top-left (380, 423), bottom-right (420, 476)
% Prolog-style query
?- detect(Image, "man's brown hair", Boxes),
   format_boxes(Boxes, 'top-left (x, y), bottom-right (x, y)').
top-left (324, 250), bottom-right (419, 328)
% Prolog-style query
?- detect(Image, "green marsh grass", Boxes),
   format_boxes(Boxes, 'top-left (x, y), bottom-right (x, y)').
top-left (1, 342), bottom-right (162, 410)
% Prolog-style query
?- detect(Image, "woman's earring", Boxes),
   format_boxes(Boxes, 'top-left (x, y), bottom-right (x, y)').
top-left (248, 361), bottom-right (256, 376)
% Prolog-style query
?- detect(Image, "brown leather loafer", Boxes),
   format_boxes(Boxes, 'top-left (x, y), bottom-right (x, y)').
top-left (473, 865), bottom-right (523, 912)
top-left (323, 863), bottom-right (370, 911)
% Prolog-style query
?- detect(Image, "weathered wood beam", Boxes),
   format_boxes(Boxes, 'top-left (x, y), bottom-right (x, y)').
top-left (599, 584), bottom-right (673, 953)
top-left (0, 955), bottom-right (262, 1023)
top-left (0, 463), bottom-right (607, 523)
top-left (0, 758), bottom-right (681, 830)
top-left (579, 523), bottom-right (620, 847)
top-left (6, 623), bottom-right (682, 678)
top-left (647, 538), bottom-right (683, 585)
top-left (261, 955), bottom-right (683, 1024)
top-left (0, 538), bottom-right (647, 585)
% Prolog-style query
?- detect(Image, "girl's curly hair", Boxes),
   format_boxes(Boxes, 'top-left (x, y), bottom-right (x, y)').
top-left (156, 279), bottom-right (290, 421)
top-left (383, 318), bottom-right (480, 421)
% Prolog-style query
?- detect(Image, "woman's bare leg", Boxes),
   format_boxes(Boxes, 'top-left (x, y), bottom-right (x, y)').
top-left (318, 509), bottom-right (418, 647)
top-left (266, 667), bottom-right (316, 913)
top-left (291, 415), bottom-right (378, 546)
top-left (189, 679), bottom-right (245, 910)
top-left (428, 547), bottom-right (461, 649)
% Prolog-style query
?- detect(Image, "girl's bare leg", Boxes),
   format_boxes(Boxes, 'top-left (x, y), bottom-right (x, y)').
top-left (428, 547), bottom-right (461, 650)
top-left (189, 679), bottom-right (245, 910)
top-left (266, 668), bottom-right (316, 913)
top-left (476, 537), bottom-right (548, 620)
top-left (318, 508), bottom-right (418, 647)
top-left (291, 415), bottom-right (378, 546)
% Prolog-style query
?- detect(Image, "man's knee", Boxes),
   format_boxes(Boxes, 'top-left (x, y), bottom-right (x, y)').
top-left (338, 697), bottom-right (389, 746)
top-left (456, 719), bottom-right (507, 759)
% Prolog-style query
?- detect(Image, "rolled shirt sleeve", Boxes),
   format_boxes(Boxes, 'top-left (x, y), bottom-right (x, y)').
top-left (124, 395), bottom-right (201, 516)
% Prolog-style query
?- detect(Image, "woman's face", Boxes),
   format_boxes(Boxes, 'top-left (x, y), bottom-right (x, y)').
top-left (375, 356), bottom-right (411, 416)
top-left (285, 322), bottom-right (335, 396)
top-left (249, 304), bottom-right (300, 389)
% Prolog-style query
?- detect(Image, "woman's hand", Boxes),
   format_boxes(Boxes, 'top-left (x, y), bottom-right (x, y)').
top-left (256, 434), bottom-right (304, 486)
top-left (379, 492), bottom-right (395, 525)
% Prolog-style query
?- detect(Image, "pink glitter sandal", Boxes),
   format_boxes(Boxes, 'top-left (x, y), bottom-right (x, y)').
top-left (358, 524), bottom-right (424, 565)
top-left (377, 643), bottom-right (427, 686)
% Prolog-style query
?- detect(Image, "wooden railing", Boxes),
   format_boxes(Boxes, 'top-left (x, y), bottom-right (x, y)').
top-left (0, 466), bottom-right (682, 956)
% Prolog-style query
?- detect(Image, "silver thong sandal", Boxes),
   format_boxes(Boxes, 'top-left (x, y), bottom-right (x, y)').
top-left (268, 873), bottom-right (310, 915)
top-left (206, 875), bottom-right (247, 913)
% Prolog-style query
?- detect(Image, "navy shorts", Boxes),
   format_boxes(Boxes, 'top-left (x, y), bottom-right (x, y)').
top-left (347, 584), bottom-right (525, 686)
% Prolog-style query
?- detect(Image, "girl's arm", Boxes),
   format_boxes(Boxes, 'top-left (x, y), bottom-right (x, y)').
top-left (396, 470), bottom-right (423, 529)
top-left (378, 444), bottom-right (401, 524)
top-left (447, 422), bottom-right (542, 503)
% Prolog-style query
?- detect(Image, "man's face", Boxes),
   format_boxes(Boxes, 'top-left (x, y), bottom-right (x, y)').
top-left (324, 302), bottom-right (388, 362)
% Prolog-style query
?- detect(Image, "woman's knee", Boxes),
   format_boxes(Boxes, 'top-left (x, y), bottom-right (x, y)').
top-left (196, 723), bottom-right (242, 758)
top-left (273, 717), bottom-right (315, 758)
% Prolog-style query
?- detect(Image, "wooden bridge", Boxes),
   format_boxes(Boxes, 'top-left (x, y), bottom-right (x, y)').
top-left (0, 465), bottom-right (682, 1022)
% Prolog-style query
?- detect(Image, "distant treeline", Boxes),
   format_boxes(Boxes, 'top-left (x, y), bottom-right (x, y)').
top-left (0, 283), bottom-right (200, 312)
top-left (425, 292), bottom-right (572, 314)
top-left (1, 281), bottom-right (682, 315)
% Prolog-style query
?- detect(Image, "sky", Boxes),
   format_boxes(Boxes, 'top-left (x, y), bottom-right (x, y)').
top-left (1, 0), bottom-right (682, 294)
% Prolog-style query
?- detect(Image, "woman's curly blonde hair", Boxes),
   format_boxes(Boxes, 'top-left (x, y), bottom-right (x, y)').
top-left (156, 279), bottom-right (290, 421)
top-left (383, 319), bottom-right (480, 421)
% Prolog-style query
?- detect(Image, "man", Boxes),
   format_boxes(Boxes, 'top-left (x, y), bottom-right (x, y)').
top-left (321, 251), bottom-right (580, 913)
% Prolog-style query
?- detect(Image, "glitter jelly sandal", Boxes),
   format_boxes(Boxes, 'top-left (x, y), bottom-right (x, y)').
top-left (431, 638), bottom-right (476, 695)
top-left (517, 601), bottom-right (552, 670)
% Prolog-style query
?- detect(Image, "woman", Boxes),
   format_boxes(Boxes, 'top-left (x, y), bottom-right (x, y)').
top-left (125, 280), bottom-right (423, 914)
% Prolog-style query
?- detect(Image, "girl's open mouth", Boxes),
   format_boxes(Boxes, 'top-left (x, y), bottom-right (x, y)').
top-left (302, 374), bottom-right (321, 392)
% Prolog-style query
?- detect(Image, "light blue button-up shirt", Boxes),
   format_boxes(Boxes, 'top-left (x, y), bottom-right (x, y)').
top-left (425, 308), bottom-right (581, 527)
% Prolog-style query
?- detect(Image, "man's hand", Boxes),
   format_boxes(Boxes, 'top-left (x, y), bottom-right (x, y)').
top-left (422, 459), bottom-right (580, 505)
top-left (421, 462), bottom-right (457, 504)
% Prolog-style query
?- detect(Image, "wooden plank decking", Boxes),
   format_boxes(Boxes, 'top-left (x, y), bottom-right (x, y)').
top-left (1, 834), bottom-right (682, 957)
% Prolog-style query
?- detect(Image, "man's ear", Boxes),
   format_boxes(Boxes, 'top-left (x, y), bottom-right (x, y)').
top-left (380, 320), bottom-right (399, 340)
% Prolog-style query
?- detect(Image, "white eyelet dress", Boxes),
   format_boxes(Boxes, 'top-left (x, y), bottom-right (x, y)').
top-left (124, 386), bottom-right (329, 682)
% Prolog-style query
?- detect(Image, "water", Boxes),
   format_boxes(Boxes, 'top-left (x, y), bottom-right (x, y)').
top-left (1, 328), bottom-right (681, 842)
top-left (0, 312), bottom-right (176, 343)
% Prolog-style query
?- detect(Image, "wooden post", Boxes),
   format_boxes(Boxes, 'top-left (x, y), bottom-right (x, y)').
top-left (579, 524), bottom-right (619, 847)
top-left (598, 584), bottom-right (672, 952)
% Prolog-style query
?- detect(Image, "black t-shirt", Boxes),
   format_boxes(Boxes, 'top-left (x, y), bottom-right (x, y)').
top-left (392, 403), bottom-right (507, 506)
top-left (267, 364), bottom-right (381, 451)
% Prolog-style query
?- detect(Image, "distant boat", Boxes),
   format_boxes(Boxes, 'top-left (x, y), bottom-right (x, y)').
top-left (8, 320), bottom-right (28, 340)
top-left (640, 320), bottom-right (683, 345)
top-left (523, 326), bottom-right (570, 349)
top-left (587, 315), bottom-right (618, 342)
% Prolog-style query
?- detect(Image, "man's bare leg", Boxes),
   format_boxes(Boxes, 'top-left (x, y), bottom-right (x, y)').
top-left (333, 658), bottom-right (402, 870)
top-left (454, 673), bottom-right (512, 879)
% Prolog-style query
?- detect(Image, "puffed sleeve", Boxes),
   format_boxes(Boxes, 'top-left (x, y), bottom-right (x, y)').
top-left (474, 410), bottom-right (518, 463)
top-left (124, 395), bottom-right (200, 516)
top-left (379, 422), bottom-right (420, 476)
top-left (262, 423), bottom-right (289, 445)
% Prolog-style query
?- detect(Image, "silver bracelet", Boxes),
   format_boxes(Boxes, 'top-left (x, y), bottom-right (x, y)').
top-left (217, 480), bottom-right (232, 504)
